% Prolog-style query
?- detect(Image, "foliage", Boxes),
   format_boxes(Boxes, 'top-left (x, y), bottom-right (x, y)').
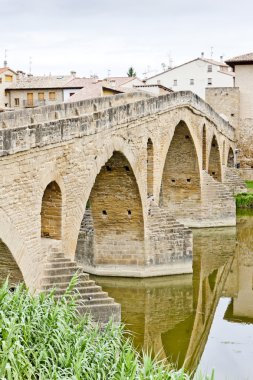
top-left (0, 278), bottom-right (195, 379)
top-left (127, 67), bottom-right (136, 77)
top-left (235, 192), bottom-right (253, 209)
top-left (245, 181), bottom-right (253, 191)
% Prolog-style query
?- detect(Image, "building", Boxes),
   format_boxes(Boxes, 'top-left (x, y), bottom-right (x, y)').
top-left (206, 53), bottom-right (253, 174)
top-left (0, 67), bottom-right (17, 109)
top-left (5, 74), bottom-right (74, 108)
top-left (145, 55), bottom-right (234, 99)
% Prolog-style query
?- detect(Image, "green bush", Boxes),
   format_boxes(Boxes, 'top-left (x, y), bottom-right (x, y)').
top-left (0, 278), bottom-right (194, 380)
top-left (245, 181), bottom-right (253, 190)
top-left (236, 193), bottom-right (253, 208)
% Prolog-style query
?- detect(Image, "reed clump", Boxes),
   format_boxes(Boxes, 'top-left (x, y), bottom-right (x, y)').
top-left (0, 278), bottom-right (194, 379)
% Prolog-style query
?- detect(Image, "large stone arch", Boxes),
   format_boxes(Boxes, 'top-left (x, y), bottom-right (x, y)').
top-left (0, 209), bottom-right (28, 285)
top-left (208, 133), bottom-right (222, 181)
top-left (159, 120), bottom-right (201, 207)
top-left (64, 136), bottom-right (146, 260)
top-left (75, 150), bottom-right (145, 269)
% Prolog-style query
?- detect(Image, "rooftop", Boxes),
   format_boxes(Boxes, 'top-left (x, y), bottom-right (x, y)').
top-left (6, 75), bottom-right (73, 90)
top-left (226, 53), bottom-right (253, 68)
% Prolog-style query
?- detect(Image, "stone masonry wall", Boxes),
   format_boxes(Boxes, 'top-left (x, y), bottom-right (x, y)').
top-left (0, 92), bottom-right (236, 288)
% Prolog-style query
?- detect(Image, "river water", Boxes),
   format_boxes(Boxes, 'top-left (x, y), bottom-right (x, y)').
top-left (1, 211), bottom-right (253, 378)
top-left (93, 211), bottom-right (253, 379)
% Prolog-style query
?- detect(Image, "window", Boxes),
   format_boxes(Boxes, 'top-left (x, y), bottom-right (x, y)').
top-left (207, 78), bottom-right (212, 85)
top-left (173, 79), bottom-right (177, 86)
top-left (190, 79), bottom-right (194, 85)
top-left (14, 98), bottom-right (19, 106)
top-left (38, 92), bottom-right (44, 101)
top-left (207, 65), bottom-right (212, 72)
top-left (5, 75), bottom-right (13, 82)
top-left (69, 92), bottom-right (75, 97)
top-left (49, 91), bottom-right (56, 101)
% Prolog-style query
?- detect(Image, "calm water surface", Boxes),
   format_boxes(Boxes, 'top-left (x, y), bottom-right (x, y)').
top-left (93, 211), bottom-right (253, 379)
top-left (1, 211), bottom-right (253, 378)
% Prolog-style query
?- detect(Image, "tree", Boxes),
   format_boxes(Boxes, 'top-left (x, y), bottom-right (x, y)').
top-left (127, 67), bottom-right (136, 77)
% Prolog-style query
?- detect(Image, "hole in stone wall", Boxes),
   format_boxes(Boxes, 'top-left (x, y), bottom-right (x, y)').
top-left (212, 143), bottom-right (216, 147)
top-left (171, 179), bottom-right (176, 183)
top-left (128, 210), bottom-right (132, 215)
top-left (212, 171), bottom-right (215, 175)
top-left (93, 104), bottom-right (97, 111)
top-left (124, 165), bottom-right (130, 171)
top-left (187, 178), bottom-right (191, 182)
top-left (185, 135), bottom-right (190, 139)
top-left (231, 113), bottom-right (234, 117)
top-left (75, 108), bottom-right (79, 116)
top-left (102, 210), bottom-right (107, 215)
top-left (106, 165), bottom-right (112, 171)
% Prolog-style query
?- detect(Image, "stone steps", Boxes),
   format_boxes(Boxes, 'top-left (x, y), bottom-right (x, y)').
top-left (39, 252), bottom-right (121, 323)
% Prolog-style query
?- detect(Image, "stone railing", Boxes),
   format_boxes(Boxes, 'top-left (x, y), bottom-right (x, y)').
top-left (0, 91), bottom-right (235, 157)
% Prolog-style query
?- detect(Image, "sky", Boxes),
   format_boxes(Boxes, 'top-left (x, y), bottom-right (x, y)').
top-left (1, 0), bottom-right (253, 79)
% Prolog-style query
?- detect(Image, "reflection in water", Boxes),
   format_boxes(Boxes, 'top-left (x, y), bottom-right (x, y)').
top-left (93, 224), bottom-right (237, 372)
top-left (94, 213), bottom-right (253, 375)
top-left (0, 212), bottom-right (253, 376)
top-left (0, 239), bottom-right (23, 286)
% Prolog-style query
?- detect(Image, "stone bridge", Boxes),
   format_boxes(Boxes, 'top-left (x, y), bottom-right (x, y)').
top-left (0, 91), bottom-right (244, 319)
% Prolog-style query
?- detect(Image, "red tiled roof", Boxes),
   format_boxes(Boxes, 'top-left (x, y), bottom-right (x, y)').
top-left (0, 67), bottom-right (16, 75)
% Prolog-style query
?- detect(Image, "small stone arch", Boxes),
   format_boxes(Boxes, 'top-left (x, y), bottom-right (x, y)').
top-left (227, 147), bottom-right (235, 167)
top-left (147, 138), bottom-right (154, 197)
top-left (208, 134), bottom-right (222, 182)
top-left (41, 181), bottom-right (62, 240)
top-left (202, 125), bottom-right (207, 170)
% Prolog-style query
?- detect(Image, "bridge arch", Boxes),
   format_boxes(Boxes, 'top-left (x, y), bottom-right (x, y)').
top-left (0, 209), bottom-right (27, 285)
top-left (208, 134), bottom-right (222, 181)
top-left (147, 138), bottom-right (154, 197)
top-left (202, 125), bottom-right (207, 170)
top-left (41, 181), bottom-right (62, 240)
top-left (159, 120), bottom-right (201, 207)
top-left (227, 147), bottom-right (235, 167)
top-left (75, 150), bottom-right (145, 268)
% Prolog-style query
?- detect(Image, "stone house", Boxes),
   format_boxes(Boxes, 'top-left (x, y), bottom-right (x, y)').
top-left (206, 53), bottom-right (253, 176)
top-left (5, 74), bottom-right (74, 109)
top-left (0, 67), bottom-right (17, 109)
top-left (145, 55), bottom-right (234, 100)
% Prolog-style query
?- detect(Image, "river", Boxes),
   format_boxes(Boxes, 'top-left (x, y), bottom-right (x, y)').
top-left (1, 211), bottom-right (253, 378)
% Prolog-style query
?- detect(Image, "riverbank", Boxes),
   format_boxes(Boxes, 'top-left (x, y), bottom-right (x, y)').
top-left (0, 278), bottom-right (202, 379)
top-left (236, 181), bottom-right (253, 208)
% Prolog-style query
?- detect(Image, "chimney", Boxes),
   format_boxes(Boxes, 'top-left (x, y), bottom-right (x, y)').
top-left (70, 70), bottom-right (76, 77)
top-left (220, 55), bottom-right (223, 62)
top-left (201, 52), bottom-right (204, 59)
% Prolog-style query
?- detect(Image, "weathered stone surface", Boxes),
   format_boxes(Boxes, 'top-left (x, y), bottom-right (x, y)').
top-left (0, 91), bottom-right (236, 293)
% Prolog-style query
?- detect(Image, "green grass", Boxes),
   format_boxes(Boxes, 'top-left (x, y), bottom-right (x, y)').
top-left (245, 180), bottom-right (253, 189)
top-left (0, 277), bottom-right (197, 380)
top-left (236, 192), bottom-right (253, 209)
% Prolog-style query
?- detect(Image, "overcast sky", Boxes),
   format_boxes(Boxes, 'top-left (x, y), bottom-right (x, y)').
top-left (1, 0), bottom-right (253, 78)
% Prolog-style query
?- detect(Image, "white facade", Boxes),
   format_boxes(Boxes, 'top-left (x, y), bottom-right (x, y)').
top-left (0, 68), bottom-right (17, 108)
top-left (145, 58), bottom-right (234, 100)
top-left (234, 65), bottom-right (253, 119)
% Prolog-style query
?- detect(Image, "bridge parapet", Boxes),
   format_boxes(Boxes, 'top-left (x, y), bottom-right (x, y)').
top-left (0, 91), bottom-right (235, 157)
top-left (0, 92), bottom-right (151, 129)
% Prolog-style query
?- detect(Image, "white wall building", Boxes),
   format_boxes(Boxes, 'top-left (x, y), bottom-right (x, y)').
top-left (145, 56), bottom-right (234, 100)
top-left (0, 67), bottom-right (17, 109)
